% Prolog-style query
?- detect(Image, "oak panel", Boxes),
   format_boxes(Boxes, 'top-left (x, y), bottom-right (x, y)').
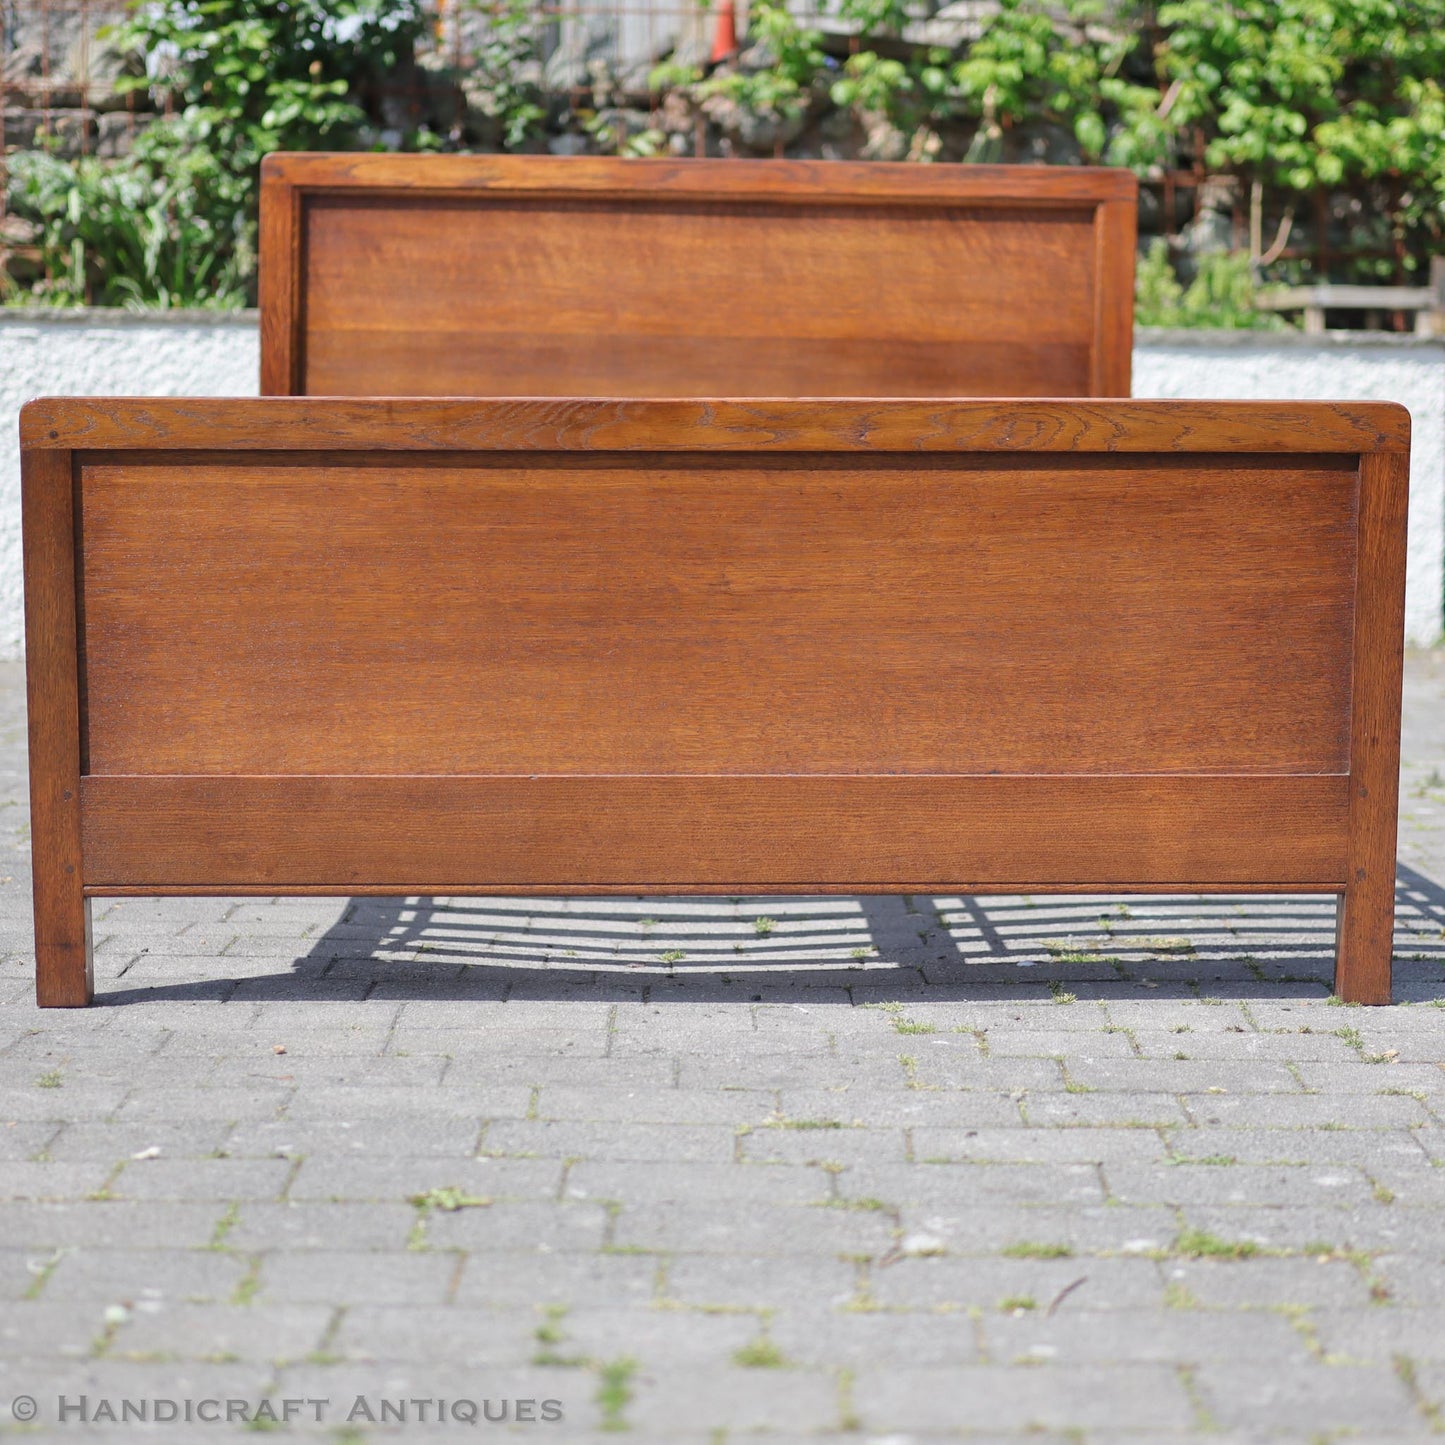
top-left (79, 775), bottom-right (1349, 891)
top-left (259, 155), bottom-right (1136, 397)
top-left (302, 198), bottom-right (1096, 398)
top-left (301, 331), bottom-right (1094, 402)
top-left (305, 200), bottom-right (1096, 343)
top-left (79, 455), bottom-right (1357, 778)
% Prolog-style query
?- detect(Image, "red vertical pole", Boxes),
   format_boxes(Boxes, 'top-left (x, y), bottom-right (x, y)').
top-left (711, 0), bottom-right (738, 62)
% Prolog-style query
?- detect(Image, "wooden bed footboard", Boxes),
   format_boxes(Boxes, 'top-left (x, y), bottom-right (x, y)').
top-left (259, 155), bottom-right (1137, 399)
top-left (20, 398), bottom-right (1408, 1006)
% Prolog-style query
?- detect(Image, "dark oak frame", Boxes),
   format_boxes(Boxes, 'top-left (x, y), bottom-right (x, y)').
top-left (259, 154), bottom-right (1138, 399)
top-left (21, 398), bottom-right (1409, 1007)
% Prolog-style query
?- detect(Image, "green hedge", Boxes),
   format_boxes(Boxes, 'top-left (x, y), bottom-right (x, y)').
top-left (4, 0), bottom-right (1444, 313)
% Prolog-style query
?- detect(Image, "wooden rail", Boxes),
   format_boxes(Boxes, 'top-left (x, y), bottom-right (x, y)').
top-left (1257, 258), bottom-right (1445, 335)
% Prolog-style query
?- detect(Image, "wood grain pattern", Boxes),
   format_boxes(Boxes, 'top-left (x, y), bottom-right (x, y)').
top-left (78, 455), bottom-right (1358, 779)
top-left (21, 447), bottom-right (92, 1006)
top-left (1335, 450), bottom-right (1410, 1003)
top-left (258, 167), bottom-right (303, 396)
top-left (1092, 197), bottom-right (1138, 398)
top-left (17, 397), bottom-right (1410, 1006)
top-left (81, 882), bottom-right (1350, 898)
top-left (258, 155), bottom-right (1136, 399)
top-left (20, 397), bottom-right (1411, 454)
top-left (302, 329), bottom-right (1096, 402)
top-left (262, 152), bottom-right (1141, 203)
top-left (79, 775), bottom-right (1348, 892)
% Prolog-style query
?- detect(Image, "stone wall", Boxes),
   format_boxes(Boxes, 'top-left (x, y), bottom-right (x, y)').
top-left (1, 0), bottom-right (135, 161)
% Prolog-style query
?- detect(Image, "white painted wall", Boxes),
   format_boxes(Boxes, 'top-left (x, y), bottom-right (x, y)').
top-left (0, 310), bottom-right (259, 659)
top-left (1, 312), bottom-right (1441, 658)
top-left (1135, 330), bottom-right (1445, 649)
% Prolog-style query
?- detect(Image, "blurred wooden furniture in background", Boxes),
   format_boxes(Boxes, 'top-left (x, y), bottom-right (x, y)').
top-left (1257, 258), bottom-right (1445, 335)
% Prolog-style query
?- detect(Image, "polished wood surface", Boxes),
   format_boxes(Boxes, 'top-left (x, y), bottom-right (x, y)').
top-left (79, 456), bottom-right (1355, 777)
top-left (21, 448), bottom-right (92, 1006)
top-left (1336, 450), bottom-right (1411, 1004)
top-left (19, 397), bottom-right (1409, 453)
top-left (20, 397), bottom-right (1410, 1004)
top-left (80, 776), bottom-right (1347, 892)
top-left (258, 155), bottom-right (1137, 398)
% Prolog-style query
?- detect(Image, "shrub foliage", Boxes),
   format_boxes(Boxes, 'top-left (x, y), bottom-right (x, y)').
top-left (4, 0), bottom-right (1444, 311)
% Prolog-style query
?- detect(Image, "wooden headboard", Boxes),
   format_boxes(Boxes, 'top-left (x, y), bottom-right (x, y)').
top-left (259, 155), bottom-right (1137, 398)
top-left (22, 398), bottom-right (1407, 1006)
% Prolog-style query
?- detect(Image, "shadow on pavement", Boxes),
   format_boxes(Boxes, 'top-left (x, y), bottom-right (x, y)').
top-left (98, 863), bottom-right (1445, 1006)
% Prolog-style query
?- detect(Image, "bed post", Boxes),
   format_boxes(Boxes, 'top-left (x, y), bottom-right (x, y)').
top-left (1091, 192), bottom-right (1137, 397)
top-left (21, 440), bottom-right (93, 1007)
top-left (259, 154), bottom-right (304, 396)
top-left (1334, 448), bottom-right (1410, 1005)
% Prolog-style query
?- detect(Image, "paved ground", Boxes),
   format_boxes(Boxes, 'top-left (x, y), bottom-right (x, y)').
top-left (1, 654), bottom-right (1443, 1443)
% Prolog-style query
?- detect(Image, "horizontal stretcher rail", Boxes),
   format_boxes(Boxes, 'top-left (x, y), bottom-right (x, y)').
top-left (79, 774), bottom-right (1350, 892)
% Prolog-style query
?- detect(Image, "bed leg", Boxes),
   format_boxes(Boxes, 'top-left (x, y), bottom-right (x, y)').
top-left (1333, 882), bottom-right (1393, 1006)
top-left (1333, 450), bottom-right (1407, 1008)
top-left (23, 441), bottom-right (93, 1008)
top-left (35, 893), bottom-right (93, 1008)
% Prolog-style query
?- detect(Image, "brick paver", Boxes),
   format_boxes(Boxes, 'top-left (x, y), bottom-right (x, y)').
top-left (1, 653), bottom-right (1444, 1441)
